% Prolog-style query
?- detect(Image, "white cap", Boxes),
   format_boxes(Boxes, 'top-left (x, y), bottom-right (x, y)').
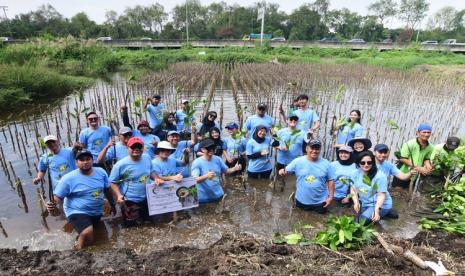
top-left (157, 141), bottom-right (176, 150)
top-left (181, 99), bottom-right (189, 104)
top-left (43, 135), bottom-right (58, 143)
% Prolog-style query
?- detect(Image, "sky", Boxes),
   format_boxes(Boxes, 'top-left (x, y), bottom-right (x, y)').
top-left (1, 0), bottom-right (465, 28)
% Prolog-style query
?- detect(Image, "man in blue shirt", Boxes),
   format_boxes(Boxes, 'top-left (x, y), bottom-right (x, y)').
top-left (243, 103), bottom-right (274, 138)
top-left (275, 115), bottom-right (304, 170)
top-left (34, 135), bottom-right (76, 189)
top-left (293, 94), bottom-right (320, 133)
top-left (109, 137), bottom-right (162, 227)
top-left (97, 126), bottom-right (134, 165)
top-left (279, 139), bottom-right (335, 214)
top-left (47, 149), bottom-right (115, 249)
top-left (144, 95), bottom-right (165, 135)
top-left (78, 112), bottom-right (112, 163)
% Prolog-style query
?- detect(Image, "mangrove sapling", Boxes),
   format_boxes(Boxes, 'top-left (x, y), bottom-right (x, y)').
top-left (272, 222), bottom-right (313, 246)
top-left (314, 215), bottom-right (376, 251)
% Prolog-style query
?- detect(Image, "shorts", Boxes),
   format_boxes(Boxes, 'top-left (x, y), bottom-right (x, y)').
top-left (296, 200), bottom-right (327, 214)
top-left (67, 214), bottom-right (101, 234)
top-left (121, 200), bottom-right (149, 227)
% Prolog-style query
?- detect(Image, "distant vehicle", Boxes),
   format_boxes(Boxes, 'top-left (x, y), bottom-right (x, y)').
top-left (271, 37), bottom-right (286, 42)
top-left (348, 38), bottom-right (365, 43)
top-left (420, 40), bottom-right (438, 45)
top-left (96, 37), bottom-right (112, 41)
top-left (141, 37), bottom-right (152, 41)
top-left (442, 39), bottom-right (456, 45)
top-left (381, 38), bottom-right (393, 44)
top-left (0, 37), bottom-right (9, 41)
top-left (319, 37), bottom-right (338, 43)
top-left (242, 33), bottom-right (272, 41)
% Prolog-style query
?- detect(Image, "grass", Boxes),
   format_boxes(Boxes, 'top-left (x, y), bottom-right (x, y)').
top-left (2, 40), bottom-right (465, 108)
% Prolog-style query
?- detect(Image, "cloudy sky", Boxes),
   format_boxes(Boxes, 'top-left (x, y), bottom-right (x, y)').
top-left (1, 0), bottom-right (464, 28)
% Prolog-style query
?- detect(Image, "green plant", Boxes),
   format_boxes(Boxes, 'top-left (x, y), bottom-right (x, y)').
top-left (274, 129), bottom-right (302, 149)
top-left (273, 222), bottom-right (313, 246)
top-left (314, 215), bottom-right (375, 250)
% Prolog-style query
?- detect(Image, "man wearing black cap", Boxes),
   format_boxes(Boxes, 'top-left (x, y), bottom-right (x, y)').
top-left (374, 143), bottom-right (415, 182)
top-left (144, 95), bottom-right (165, 135)
top-left (47, 149), bottom-right (116, 249)
top-left (243, 103), bottom-right (274, 138)
top-left (431, 136), bottom-right (462, 176)
top-left (279, 139), bottom-right (335, 213)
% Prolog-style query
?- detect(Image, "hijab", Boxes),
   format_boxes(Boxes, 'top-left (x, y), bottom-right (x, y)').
top-left (253, 125), bottom-right (267, 144)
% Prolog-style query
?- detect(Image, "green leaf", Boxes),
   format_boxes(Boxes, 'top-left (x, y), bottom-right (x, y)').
top-left (301, 224), bottom-right (313, 229)
top-left (362, 175), bottom-right (372, 186)
top-left (338, 229), bottom-right (345, 243)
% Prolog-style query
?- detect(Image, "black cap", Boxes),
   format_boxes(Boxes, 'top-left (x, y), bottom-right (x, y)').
top-left (307, 139), bottom-right (322, 147)
top-left (153, 95), bottom-right (161, 99)
top-left (257, 103), bottom-right (267, 110)
top-left (289, 115), bottom-right (299, 121)
top-left (198, 138), bottom-right (215, 149)
top-left (374, 144), bottom-right (389, 152)
top-left (445, 137), bottom-right (460, 150)
top-left (75, 149), bottom-right (93, 160)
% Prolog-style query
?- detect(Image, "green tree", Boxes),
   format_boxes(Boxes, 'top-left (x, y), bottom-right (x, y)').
top-left (288, 4), bottom-right (327, 40)
top-left (398, 0), bottom-right (429, 29)
top-left (368, 0), bottom-right (397, 24)
top-left (69, 12), bottom-right (99, 38)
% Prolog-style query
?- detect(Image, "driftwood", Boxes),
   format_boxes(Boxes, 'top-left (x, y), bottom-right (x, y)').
top-left (374, 232), bottom-right (428, 270)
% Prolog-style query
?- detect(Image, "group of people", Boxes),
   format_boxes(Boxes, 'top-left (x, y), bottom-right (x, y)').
top-left (33, 93), bottom-right (462, 249)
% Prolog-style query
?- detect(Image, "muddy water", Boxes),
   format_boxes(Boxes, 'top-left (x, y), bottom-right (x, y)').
top-left (0, 66), bottom-right (463, 252)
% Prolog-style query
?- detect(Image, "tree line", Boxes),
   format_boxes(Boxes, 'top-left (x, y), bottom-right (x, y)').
top-left (1, 0), bottom-right (464, 43)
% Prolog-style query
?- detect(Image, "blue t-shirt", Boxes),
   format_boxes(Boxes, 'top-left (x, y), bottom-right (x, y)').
top-left (377, 161), bottom-right (401, 178)
top-left (171, 140), bottom-right (192, 177)
top-left (246, 137), bottom-right (273, 173)
top-left (224, 136), bottom-right (247, 159)
top-left (330, 161), bottom-right (357, 200)
top-left (79, 126), bottom-right (112, 161)
top-left (176, 110), bottom-right (194, 132)
top-left (336, 123), bottom-right (364, 145)
top-left (109, 156), bottom-right (154, 203)
top-left (276, 128), bottom-right (304, 165)
top-left (104, 142), bottom-right (128, 162)
top-left (196, 122), bottom-right (220, 138)
top-left (286, 157), bottom-right (335, 205)
top-left (147, 103), bottom-right (165, 129)
top-left (350, 170), bottom-right (392, 209)
top-left (152, 157), bottom-right (184, 177)
top-left (191, 156), bottom-right (228, 203)
top-left (133, 130), bottom-right (160, 159)
top-left (293, 108), bottom-right (319, 131)
top-left (54, 168), bottom-right (109, 217)
top-left (38, 148), bottom-right (77, 189)
top-left (243, 115), bottom-right (273, 137)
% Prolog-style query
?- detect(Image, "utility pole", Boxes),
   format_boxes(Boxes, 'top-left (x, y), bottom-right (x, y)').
top-left (185, 0), bottom-right (189, 43)
top-left (257, 3), bottom-right (265, 46)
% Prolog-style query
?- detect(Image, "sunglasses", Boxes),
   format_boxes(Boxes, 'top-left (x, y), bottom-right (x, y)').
top-left (209, 114), bottom-right (217, 119)
top-left (130, 144), bottom-right (143, 150)
top-left (88, 117), bottom-right (99, 121)
top-left (359, 161), bottom-right (373, 166)
top-left (123, 133), bottom-right (133, 138)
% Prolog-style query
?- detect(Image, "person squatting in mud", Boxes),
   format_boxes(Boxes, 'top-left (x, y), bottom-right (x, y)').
top-left (41, 92), bottom-right (455, 248)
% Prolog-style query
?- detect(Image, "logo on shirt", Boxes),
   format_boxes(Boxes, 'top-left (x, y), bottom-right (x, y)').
top-left (92, 190), bottom-right (102, 199)
top-left (359, 187), bottom-right (368, 195)
top-left (139, 175), bottom-right (149, 184)
top-left (59, 164), bottom-right (68, 173)
top-left (94, 139), bottom-right (103, 147)
top-left (305, 175), bottom-right (316, 184)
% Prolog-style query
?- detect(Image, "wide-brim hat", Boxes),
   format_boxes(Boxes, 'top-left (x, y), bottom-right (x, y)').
top-left (155, 141), bottom-right (176, 154)
top-left (347, 137), bottom-right (372, 150)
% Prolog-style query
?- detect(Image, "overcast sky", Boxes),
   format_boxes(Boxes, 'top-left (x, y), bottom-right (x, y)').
top-left (1, 0), bottom-right (465, 28)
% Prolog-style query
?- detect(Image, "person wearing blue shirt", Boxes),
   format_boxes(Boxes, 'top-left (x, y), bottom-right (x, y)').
top-left (97, 126), bottom-right (133, 165)
top-left (349, 151), bottom-right (393, 224)
top-left (334, 110), bottom-right (365, 148)
top-left (243, 103), bottom-right (274, 139)
top-left (330, 145), bottom-right (357, 202)
top-left (246, 125), bottom-right (273, 179)
top-left (279, 139), bottom-right (335, 214)
top-left (109, 137), bottom-right (162, 227)
top-left (197, 111), bottom-right (220, 139)
top-left (374, 144), bottom-right (414, 182)
top-left (144, 95), bottom-right (165, 135)
top-left (47, 149), bottom-right (115, 249)
top-left (275, 115), bottom-right (304, 170)
top-left (132, 120), bottom-right (160, 159)
top-left (292, 94), bottom-right (320, 132)
top-left (223, 122), bottom-right (247, 174)
top-left (33, 135), bottom-right (76, 189)
top-left (167, 130), bottom-right (197, 177)
top-left (176, 99), bottom-right (195, 140)
top-left (78, 112), bottom-right (112, 163)
top-left (152, 141), bottom-right (187, 181)
top-left (194, 127), bottom-right (226, 157)
top-left (191, 139), bottom-right (241, 203)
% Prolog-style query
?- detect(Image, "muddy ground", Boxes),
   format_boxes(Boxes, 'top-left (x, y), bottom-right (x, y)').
top-left (2, 230), bottom-right (464, 275)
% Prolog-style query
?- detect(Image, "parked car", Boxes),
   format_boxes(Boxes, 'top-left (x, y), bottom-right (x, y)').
top-left (348, 38), bottom-right (365, 43)
top-left (381, 38), bottom-right (393, 44)
top-left (271, 37), bottom-right (286, 42)
top-left (96, 37), bottom-right (112, 41)
top-left (141, 37), bottom-right (152, 41)
top-left (319, 37), bottom-right (338, 43)
top-left (420, 40), bottom-right (438, 45)
top-left (0, 37), bottom-right (9, 41)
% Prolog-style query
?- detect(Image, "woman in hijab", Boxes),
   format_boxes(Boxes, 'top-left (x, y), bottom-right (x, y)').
top-left (195, 126), bottom-right (225, 157)
top-left (330, 145), bottom-right (357, 204)
top-left (246, 125), bottom-right (273, 179)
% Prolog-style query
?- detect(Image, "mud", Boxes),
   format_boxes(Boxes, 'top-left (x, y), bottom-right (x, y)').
top-left (2, 232), bottom-right (464, 275)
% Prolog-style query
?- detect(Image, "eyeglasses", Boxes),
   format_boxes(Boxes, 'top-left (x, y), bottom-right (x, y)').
top-left (359, 161), bottom-right (373, 166)
top-left (130, 144), bottom-right (143, 150)
top-left (88, 117), bottom-right (98, 121)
